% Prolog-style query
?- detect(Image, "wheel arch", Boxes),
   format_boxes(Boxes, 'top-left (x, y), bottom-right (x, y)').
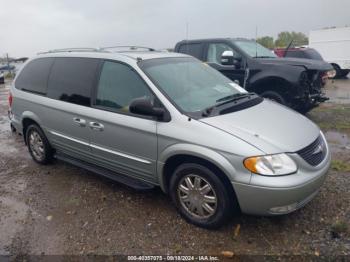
top-left (158, 144), bottom-right (237, 195)
top-left (21, 112), bottom-right (43, 144)
top-left (248, 76), bottom-right (293, 97)
top-left (330, 63), bottom-right (340, 69)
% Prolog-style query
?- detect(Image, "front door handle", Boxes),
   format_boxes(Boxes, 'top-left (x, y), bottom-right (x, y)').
top-left (73, 117), bottom-right (86, 127)
top-left (89, 122), bottom-right (104, 131)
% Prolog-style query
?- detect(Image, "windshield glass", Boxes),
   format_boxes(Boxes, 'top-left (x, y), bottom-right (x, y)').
top-left (234, 40), bottom-right (277, 58)
top-left (139, 57), bottom-right (246, 113)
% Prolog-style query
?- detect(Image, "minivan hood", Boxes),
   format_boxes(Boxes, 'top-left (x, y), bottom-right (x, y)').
top-left (200, 100), bottom-right (320, 154)
top-left (258, 57), bottom-right (333, 71)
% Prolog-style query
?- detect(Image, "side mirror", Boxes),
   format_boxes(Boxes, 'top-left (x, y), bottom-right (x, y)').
top-left (129, 97), bottom-right (166, 120)
top-left (221, 51), bottom-right (242, 67)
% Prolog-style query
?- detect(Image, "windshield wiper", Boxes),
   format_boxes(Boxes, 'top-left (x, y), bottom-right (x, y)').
top-left (202, 92), bottom-right (256, 117)
top-left (216, 92), bottom-right (255, 103)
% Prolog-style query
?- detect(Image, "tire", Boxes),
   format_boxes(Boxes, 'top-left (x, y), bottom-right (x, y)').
top-left (339, 70), bottom-right (349, 79)
top-left (10, 123), bottom-right (16, 133)
top-left (332, 64), bottom-right (342, 79)
top-left (169, 163), bottom-right (235, 229)
top-left (296, 105), bottom-right (313, 114)
top-left (260, 90), bottom-right (287, 105)
top-left (26, 124), bottom-right (53, 164)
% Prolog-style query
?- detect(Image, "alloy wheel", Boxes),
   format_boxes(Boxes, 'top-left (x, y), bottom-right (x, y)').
top-left (29, 130), bottom-right (45, 161)
top-left (177, 174), bottom-right (217, 219)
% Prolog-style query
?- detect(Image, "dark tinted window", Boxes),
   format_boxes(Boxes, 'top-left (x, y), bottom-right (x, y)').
top-left (15, 58), bottom-right (54, 94)
top-left (47, 57), bottom-right (100, 106)
top-left (96, 61), bottom-right (153, 113)
top-left (178, 43), bottom-right (202, 59)
top-left (285, 51), bottom-right (306, 59)
top-left (304, 49), bottom-right (323, 60)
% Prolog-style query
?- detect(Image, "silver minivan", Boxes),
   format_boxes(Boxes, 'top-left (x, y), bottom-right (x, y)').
top-left (9, 48), bottom-right (331, 228)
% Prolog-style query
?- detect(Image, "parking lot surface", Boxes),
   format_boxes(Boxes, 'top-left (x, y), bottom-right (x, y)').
top-left (0, 79), bottom-right (349, 257)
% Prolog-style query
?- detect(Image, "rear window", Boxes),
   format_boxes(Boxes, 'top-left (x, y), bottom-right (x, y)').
top-left (47, 57), bottom-right (100, 107)
top-left (15, 58), bottom-right (54, 95)
top-left (177, 43), bottom-right (203, 59)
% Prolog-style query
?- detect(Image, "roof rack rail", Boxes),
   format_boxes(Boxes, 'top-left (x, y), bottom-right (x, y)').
top-left (100, 46), bottom-right (156, 52)
top-left (38, 47), bottom-right (106, 55)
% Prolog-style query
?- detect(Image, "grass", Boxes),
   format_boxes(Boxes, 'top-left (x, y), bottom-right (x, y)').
top-left (312, 105), bottom-right (350, 113)
top-left (308, 104), bottom-right (350, 133)
top-left (331, 160), bottom-right (350, 172)
top-left (4, 72), bottom-right (15, 79)
top-left (318, 122), bottom-right (350, 130)
top-left (331, 220), bottom-right (348, 237)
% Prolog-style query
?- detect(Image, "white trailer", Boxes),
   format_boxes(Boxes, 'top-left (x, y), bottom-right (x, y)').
top-left (309, 27), bottom-right (350, 78)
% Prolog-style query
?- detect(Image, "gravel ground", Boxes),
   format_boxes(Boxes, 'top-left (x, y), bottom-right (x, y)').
top-left (0, 79), bottom-right (349, 259)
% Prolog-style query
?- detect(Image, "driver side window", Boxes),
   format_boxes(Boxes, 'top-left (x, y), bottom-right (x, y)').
top-left (207, 43), bottom-right (240, 65)
top-left (96, 61), bottom-right (154, 113)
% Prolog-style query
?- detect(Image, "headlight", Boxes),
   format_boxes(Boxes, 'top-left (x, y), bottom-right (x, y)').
top-left (244, 153), bottom-right (297, 176)
top-left (327, 70), bottom-right (336, 78)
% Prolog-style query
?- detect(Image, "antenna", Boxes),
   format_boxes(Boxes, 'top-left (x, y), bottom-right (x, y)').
top-left (284, 40), bottom-right (294, 57)
top-left (186, 21), bottom-right (189, 53)
top-left (255, 25), bottom-right (258, 58)
top-left (186, 22), bottom-right (189, 40)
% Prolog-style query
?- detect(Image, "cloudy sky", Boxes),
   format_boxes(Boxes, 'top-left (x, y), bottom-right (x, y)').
top-left (1, 0), bottom-right (349, 57)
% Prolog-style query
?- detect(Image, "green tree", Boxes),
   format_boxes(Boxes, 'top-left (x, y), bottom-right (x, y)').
top-left (275, 31), bottom-right (308, 48)
top-left (256, 36), bottom-right (274, 49)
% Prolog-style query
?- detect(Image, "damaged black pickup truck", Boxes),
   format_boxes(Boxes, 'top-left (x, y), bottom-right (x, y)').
top-left (174, 38), bottom-right (335, 113)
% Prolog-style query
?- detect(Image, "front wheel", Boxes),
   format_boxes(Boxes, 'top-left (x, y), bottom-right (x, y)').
top-left (260, 90), bottom-right (287, 105)
top-left (170, 163), bottom-right (235, 229)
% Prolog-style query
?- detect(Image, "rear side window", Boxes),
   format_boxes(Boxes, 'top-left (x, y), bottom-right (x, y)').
top-left (15, 58), bottom-right (54, 95)
top-left (304, 49), bottom-right (323, 60)
top-left (47, 57), bottom-right (100, 107)
top-left (286, 51), bottom-right (306, 59)
top-left (178, 43), bottom-right (203, 59)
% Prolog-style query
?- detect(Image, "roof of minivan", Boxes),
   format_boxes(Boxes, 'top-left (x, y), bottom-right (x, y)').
top-left (36, 51), bottom-right (188, 61)
top-left (176, 38), bottom-right (251, 43)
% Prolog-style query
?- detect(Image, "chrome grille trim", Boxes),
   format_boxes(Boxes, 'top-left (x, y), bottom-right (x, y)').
top-left (297, 135), bottom-right (327, 166)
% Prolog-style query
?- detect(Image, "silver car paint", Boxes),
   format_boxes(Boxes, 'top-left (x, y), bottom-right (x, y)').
top-left (234, 132), bottom-right (331, 215)
top-left (200, 99), bottom-right (320, 154)
top-left (10, 51), bottom-right (331, 216)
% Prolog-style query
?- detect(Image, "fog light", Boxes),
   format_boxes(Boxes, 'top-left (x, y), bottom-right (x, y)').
top-left (269, 202), bottom-right (298, 214)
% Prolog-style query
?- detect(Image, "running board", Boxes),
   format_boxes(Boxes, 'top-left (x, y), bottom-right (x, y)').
top-left (55, 153), bottom-right (155, 191)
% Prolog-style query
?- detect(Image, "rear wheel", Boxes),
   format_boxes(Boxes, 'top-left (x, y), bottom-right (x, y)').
top-left (260, 90), bottom-right (287, 105)
top-left (170, 163), bottom-right (235, 229)
top-left (26, 124), bottom-right (53, 164)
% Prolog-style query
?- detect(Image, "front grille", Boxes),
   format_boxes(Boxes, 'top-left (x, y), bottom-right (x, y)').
top-left (297, 135), bottom-right (327, 166)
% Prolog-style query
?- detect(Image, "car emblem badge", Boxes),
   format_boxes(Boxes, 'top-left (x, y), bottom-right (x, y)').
top-left (312, 144), bottom-right (323, 155)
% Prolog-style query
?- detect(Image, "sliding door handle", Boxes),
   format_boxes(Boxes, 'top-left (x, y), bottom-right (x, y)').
top-left (89, 122), bottom-right (104, 131)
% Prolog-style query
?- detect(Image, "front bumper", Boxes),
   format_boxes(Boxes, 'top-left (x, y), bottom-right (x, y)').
top-left (232, 145), bottom-right (331, 216)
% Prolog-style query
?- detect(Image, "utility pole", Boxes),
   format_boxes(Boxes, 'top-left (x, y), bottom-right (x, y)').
top-left (6, 53), bottom-right (11, 76)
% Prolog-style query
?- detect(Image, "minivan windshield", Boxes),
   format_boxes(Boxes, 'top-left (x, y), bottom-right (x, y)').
top-left (139, 57), bottom-right (248, 113)
top-left (234, 40), bottom-right (277, 58)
